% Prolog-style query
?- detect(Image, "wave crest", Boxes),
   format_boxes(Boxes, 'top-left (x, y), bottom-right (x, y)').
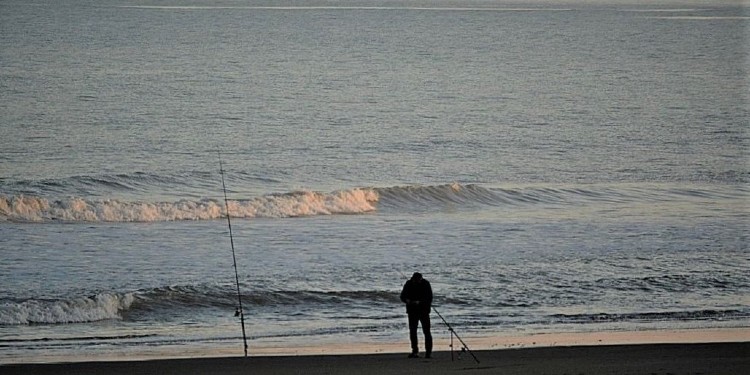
top-left (375, 183), bottom-right (500, 209)
top-left (0, 293), bottom-right (135, 325)
top-left (0, 286), bottom-right (401, 326)
top-left (0, 188), bottom-right (378, 223)
top-left (3, 183), bottom-right (744, 222)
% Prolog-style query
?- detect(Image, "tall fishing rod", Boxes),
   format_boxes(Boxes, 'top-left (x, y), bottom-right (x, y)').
top-left (219, 152), bottom-right (249, 357)
top-left (398, 271), bottom-right (479, 364)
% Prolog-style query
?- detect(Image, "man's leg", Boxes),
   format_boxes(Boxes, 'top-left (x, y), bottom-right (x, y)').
top-left (408, 313), bottom-right (419, 356)
top-left (421, 313), bottom-right (432, 357)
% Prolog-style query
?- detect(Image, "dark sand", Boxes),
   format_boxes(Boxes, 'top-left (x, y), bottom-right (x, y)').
top-left (3, 342), bottom-right (748, 375)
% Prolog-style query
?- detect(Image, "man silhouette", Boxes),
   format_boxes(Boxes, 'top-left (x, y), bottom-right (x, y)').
top-left (400, 272), bottom-right (433, 358)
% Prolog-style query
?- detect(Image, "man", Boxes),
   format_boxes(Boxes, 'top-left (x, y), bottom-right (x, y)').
top-left (400, 272), bottom-right (433, 358)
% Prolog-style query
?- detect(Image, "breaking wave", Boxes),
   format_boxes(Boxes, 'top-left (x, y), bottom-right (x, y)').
top-left (0, 189), bottom-right (378, 222)
top-left (1, 183), bottom-right (746, 223)
top-left (132, 285), bottom-right (401, 310)
top-left (5, 282), bottom-right (748, 328)
top-left (0, 293), bottom-right (136, 325)
top-left (0, 285), bottom-right (401, 326)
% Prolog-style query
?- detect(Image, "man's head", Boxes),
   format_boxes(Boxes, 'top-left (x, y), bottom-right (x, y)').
top-left (411, 272), bottom-right (423, 282)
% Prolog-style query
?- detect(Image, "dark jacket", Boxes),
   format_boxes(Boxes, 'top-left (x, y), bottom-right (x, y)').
top-left (400, 278), bottom-right (433, 314)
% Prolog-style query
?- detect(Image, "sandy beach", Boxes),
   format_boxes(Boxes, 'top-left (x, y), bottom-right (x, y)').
top-left (3, 329), bottom-right (749, 375)
top-left (2, 342), bottom-right (748, 375)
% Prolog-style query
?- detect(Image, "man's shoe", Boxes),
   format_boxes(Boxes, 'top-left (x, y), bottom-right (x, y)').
top-left (425, 353), bottom-right (431, 359)
top-left (408, 353), bottom-right (419, 358)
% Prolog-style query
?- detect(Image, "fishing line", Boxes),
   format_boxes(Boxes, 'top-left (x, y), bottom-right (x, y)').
top-left (219, 151), bottom-right (249, 357)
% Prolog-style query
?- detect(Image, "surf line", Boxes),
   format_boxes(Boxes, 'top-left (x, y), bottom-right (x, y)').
top-left (219, 151), bottom-right (249, 357)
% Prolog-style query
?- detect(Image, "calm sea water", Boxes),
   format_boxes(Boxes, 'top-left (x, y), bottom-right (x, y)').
top-left (1, 0), bottom-right (748, 363)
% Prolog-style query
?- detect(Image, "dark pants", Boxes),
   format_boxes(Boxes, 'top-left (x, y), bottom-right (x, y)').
top-left (408, 311), bottom-right (432, 355)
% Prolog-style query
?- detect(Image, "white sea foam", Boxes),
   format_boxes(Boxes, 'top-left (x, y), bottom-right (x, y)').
top-left (0, 189), bottom-right (378, 222)
top-left (0, 293), bottom-right (135, 325)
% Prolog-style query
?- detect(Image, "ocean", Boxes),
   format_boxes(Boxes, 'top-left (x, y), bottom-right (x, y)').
top-left (1, 0), bottom-right (748, 363)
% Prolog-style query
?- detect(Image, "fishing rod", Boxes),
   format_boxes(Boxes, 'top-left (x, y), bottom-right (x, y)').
top-left (398, 271), bottom-right (479, 363)
top-left (219, 152), bottom-right (249, 357)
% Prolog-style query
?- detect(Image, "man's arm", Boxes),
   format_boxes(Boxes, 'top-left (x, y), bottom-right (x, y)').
top-left (400, 281), bottom-right (410, 303)
top-left (425, 281), bottom-right (433, 306)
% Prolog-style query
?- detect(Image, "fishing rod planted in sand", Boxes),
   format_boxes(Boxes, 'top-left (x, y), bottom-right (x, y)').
top-left (431, 306), bottom-right (480, 364)
top-left (219, 152), bottom-right (249, 357)
top-left (398, 270), bottom-right (480, 363)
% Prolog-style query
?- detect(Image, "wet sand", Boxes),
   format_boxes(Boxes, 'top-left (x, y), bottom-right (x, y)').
top-left (3, 342), bottom-right (748, 375)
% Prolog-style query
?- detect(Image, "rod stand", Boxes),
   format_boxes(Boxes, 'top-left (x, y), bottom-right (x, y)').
top-left (433, 307), bottom-right (479, 364)
top-left (449, 328), bottom-right (454, 361)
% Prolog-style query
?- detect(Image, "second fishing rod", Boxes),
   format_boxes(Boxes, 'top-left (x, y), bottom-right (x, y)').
top-left (218, 152), bottom-right (249, 357)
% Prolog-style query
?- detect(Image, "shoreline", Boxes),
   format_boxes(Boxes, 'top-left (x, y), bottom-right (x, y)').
top-left (2, 327), bottom-right (748, 365)
top-left (249, 326), bottom-right (750, 356)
